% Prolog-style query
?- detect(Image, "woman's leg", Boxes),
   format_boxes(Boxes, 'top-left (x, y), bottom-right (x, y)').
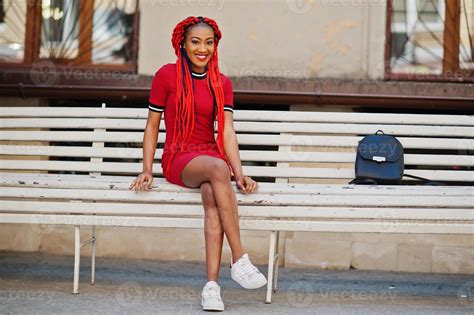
top-left (181, 155), bottom-right (244, 263)
top-left (200, 182), bottom-right (224, 282)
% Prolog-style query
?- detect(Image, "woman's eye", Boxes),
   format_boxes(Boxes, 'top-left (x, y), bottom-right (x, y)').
top-left (191, 40), bottom-right (199, 45)
top-left (207, 41), bottom-right (213, 45)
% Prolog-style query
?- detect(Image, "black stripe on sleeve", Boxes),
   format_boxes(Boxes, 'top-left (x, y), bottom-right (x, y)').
top-left (223, 105), bottom-right (234, 113)
top-left (148, 103), bottom-right (165, 113)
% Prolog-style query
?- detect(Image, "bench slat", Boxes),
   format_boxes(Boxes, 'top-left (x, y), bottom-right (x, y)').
top-left (1, 213), bottom-right (471, 234)
top-left (2, 107), bottom-right (472, 126)
top-left (1, 160), bottom-right (472, 181)
top-left (1, 187), bottom-right (471, 207)
top-left (2, 200), bottom-right (473, 221)
top-left (2, 173), bottom-right (471, 196)
top-left (1, 145), bottom-right (471, 166)
top-left (2, 131), bottom-right (472, 150)
top-left (3, 118), bottom-right (472, 137)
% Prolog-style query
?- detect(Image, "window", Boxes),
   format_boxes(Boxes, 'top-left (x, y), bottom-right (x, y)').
top-left (0, 0), bottom-right (139, 70)
top-left (386, 0), bottom-right (473, 81)
top-left (41, 0), bottom-right (80, 60)
top-left (0, 0), bottom-right (27, 63)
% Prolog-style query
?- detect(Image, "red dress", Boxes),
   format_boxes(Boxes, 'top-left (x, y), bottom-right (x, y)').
top-left (148, 63), bottom-right (234, 187)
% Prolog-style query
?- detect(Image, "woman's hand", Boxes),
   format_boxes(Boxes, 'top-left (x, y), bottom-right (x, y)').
top-left (236, 175), bottom-right (258, 194)
top-left (129, 171), bottom-right (154, 191)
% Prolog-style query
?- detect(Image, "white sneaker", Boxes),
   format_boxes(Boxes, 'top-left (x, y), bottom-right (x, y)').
top-left (201, 281), bottom-right (224, 311)
top-left (231, 253), bottom-right (267, 289)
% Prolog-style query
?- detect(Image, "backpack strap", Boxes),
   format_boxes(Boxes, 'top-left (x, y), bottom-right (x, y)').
top-left (403, 174), bottom-right (444, 186)
top-left (349, 178), bottom-right (378, 185)
top-left (349, 175), bottom-right (446, 186)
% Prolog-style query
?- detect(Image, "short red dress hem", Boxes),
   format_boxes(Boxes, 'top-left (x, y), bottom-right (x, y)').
top-left (162, 151), bottom-right (224, 188)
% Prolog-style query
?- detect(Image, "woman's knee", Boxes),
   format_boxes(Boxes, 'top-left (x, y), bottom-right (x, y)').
top-left (207, 158), bottom-right (230, 182)
top-left (181, 156), bottom-right (229, 187)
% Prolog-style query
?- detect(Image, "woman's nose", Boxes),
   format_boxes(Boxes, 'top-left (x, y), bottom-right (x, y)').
top-left (198, 43), bottom-right (207, 52)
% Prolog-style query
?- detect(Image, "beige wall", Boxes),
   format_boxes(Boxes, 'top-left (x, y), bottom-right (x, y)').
top-left (138, 0), bottom-right (387, 79)
top-left (2, 225), bottom-right (473, 274)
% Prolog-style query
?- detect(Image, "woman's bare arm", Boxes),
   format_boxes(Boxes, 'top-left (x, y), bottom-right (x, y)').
top-left (223, 111), bottom-right (257, 193)
top-left (129, 110), bottom-right (162, 191)
top-left (223, 112), bottom-right (243, 179)
top-left (142, 110), bottom-right (162, 173)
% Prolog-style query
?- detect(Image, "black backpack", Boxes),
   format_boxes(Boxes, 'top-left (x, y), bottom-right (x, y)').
top-left (350, 130), bottom-right (442, 185)
top-left (350, 130), bottom-right (404, 185)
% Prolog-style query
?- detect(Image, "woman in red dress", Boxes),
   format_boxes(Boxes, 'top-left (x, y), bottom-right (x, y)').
top-left (129, 16), bottom-right (267, 311)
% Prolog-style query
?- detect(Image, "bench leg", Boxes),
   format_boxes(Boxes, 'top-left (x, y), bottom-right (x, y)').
top-left (91, 225), bottom-right (96, 285)
top-left (266, 230), bottom-right (278, 304)
top-left (273, 231), bottom-right (280, 293)
top-left (73, 225), bottom-right (80, 294)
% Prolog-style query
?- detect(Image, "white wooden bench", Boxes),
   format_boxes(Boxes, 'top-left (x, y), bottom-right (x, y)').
top-left (0, 106), bottom-right (472, 303)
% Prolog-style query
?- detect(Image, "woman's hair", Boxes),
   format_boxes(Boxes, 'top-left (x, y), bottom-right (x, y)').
top-left (168, 16), bottom-right (230, 176)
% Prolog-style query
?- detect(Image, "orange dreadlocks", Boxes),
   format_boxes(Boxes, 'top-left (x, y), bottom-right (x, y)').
top-left (168, 16), bottom-right (230, 176)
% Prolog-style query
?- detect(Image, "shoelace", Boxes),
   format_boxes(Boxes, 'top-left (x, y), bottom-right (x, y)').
top-left (204, 286), bottom-right (222, 301)
top-left (235, 258), bottom-right (259, 278)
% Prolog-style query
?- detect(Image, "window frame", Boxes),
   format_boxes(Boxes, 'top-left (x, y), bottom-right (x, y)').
top-left (0, 0), bottom-right (140, 74)
top-left (385, 0), bottom-right (473, 82)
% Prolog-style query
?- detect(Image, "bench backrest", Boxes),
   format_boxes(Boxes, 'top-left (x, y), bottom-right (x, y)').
top-left (1, 107), bottom-right (473, 183)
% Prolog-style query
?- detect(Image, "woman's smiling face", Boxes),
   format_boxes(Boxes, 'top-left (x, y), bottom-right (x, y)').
top-left (183, 24), bottom-right (215, 73)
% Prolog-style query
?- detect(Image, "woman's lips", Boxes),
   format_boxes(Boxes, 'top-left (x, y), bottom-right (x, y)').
top-left (195, 54), bottom-right (208, 61)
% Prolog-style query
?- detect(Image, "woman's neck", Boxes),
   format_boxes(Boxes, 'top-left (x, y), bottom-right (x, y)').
top-left (191, 65), bottom-right (206, 74)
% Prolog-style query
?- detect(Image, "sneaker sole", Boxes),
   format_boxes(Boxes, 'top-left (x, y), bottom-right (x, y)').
top-left (232, 277), bottom-right (268, 290)
top-left (201, 302), bottom-right (224, 311)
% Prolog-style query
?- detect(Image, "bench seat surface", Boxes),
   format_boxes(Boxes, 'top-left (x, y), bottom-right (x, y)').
top-left (1, 173), bottom-right (472, 234)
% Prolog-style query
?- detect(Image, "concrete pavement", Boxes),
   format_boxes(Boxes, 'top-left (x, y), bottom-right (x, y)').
top-left (0, 252), bottom-right (472, 314)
